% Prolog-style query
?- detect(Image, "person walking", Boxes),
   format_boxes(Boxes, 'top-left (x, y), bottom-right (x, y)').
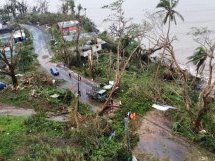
top-left (69, 73), bottom-right (71, 78)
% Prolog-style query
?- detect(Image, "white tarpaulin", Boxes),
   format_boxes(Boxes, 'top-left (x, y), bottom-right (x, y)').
top-left (152, 104), bottom-right (176, 111)
top-left (103, 85), bottom-right (113, 90)
top-left (50, 94), bottom-right (59, 98)
top-left (132, 155), bottom-right (137, 161)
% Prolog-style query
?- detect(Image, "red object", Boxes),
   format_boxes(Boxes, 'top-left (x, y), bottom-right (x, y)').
top-left (61, 26), bottom-right (78, 33)
top-left (129, 113), bottom-right (136, 120)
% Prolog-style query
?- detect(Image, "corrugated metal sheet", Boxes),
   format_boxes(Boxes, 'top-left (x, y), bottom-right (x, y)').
top-left (57, 20), bottom-right (79, 28)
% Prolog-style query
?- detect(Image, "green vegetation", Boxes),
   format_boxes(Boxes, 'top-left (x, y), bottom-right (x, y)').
top-left (0, 85), bottom-right (73, 112)
top-left (17, 40), bottom-right (37, 72)
top-left (0, 28), bottom-right (73, 113)
top-left (0, 115), bottom-right (68, 160)
top-left (0, 0), bottom-right (215, 160)
top-left (0, 116), bottom-right (25, 159)
top-left (171, 102), bottom-right (215, 153)
top-left (1, 54), bottom-right (214, 160)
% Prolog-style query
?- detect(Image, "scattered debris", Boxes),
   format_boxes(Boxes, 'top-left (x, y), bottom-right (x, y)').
top-left (50, 94), bottom-right (59, 98)
top-left (199, 129), bottom-right (207, 134)
top-left (103, 84), bottom-right (112, 90)
top-left (31, 89), bottom-right (36, 97)
top-left (152, 104), bottom-right (176, 111)
top-left (15, 74), bottom-right (24, 77)
top-left (108, 131), bottom-right (116, 140)
top-left (109, 81), bottom-right (114, 86)
top-left (132, 155), bottom-right (137, 161)
top-left (52, 79), bottom-right (56, 85)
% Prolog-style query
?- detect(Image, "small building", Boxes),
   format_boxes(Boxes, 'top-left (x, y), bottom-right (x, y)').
top-left (63, 32), bottom-right (97, 42)
top-left (57, 20), bottom-right (79, 35)
top-left (80, 38), bottom-right (106, 58)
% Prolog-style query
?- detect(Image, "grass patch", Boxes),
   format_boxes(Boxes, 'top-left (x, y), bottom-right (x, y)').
top-left (0, 116), bottom-right (26, 159)
top-left (0, 86), bottom-right (73, 113)
top-left (0, 115), bottom-right (72, 160)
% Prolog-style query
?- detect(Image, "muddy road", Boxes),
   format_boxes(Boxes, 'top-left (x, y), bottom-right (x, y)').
top-left (134, 110), bottom-right (215, 161)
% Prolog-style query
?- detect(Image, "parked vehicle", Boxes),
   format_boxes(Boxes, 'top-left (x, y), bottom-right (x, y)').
top-left (87, 88), bottom-right (107, 102)
top-left (0, 82), bottom-right (7, 90)
top-left (50, 67), bottom-right (59, 76)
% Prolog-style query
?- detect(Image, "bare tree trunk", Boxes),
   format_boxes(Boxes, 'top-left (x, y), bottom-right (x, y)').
top-left (194, 97), bottom-right (209, 131)
top-left (74, 97), bottom-right (79, 130)
top-left (115, 39), bottom-right (121, 85)
top-left (194, 76), bottom-right (215, 131)
top-left (88, 50), bottom-right (93, 79)
top-left (107, 52), bottom-right (112, 81)
top-left (10, 69), bottom-right (18, 89)
top-left (75, 11), bottom-right (83, 66)
top-left (154, 18), bottom-right (171, 79)
top-left (194, 49), bottom-right (215, 130)
top-left (0, 45), bottom-right (19, 89)
top-left (76, 25), bottom-right (81, 65)
top-left (167, 44), bottom-right (193, 111)
top-left (208, 57), bottom-right (213, 85)
top-left (69, 97), bottom-right (79, 130)
top-left (154, 48), bottom-right (165, 79)
top-left (99, 46), bottom-right (140, 115)
top-left (167, 18), bottom-right (171, 41)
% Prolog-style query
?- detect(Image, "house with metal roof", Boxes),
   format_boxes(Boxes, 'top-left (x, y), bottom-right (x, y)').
top-left (57, 20), bottom-right (79, 35)
top-left (80, 38), bottom-right (107, 58)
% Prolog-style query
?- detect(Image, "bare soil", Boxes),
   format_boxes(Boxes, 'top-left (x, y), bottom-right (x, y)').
top-left (133, 110), bottom-right (215, 161)
top-left (0, 104), bottom-right (36, 117)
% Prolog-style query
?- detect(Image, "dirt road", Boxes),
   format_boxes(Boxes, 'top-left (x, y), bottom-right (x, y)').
top-left (0, 104), bottom-right (35, 117)
top-left (0, 104), bottom-right (70, 122)
top-left (134, 110), bottom-right (215, 161)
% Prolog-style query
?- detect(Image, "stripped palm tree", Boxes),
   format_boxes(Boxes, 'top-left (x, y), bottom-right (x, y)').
top-left (67, 0), bottom-right (75, 15)
top-left (188, 47), bottom-right (207, 76)
top-left (77, 4), bottom-right (83, 17)
top-left (156, 0), bottom-right (184, 38)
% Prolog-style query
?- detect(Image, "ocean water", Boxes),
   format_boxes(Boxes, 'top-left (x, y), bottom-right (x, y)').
top-left (76, 0), bottom-right (215, 67)
top-left (2, 0), bottom-right (215, 67)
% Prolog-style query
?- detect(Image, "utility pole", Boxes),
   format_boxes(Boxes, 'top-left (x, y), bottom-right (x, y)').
top-left (77, 73), bottom-right (81, 109)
